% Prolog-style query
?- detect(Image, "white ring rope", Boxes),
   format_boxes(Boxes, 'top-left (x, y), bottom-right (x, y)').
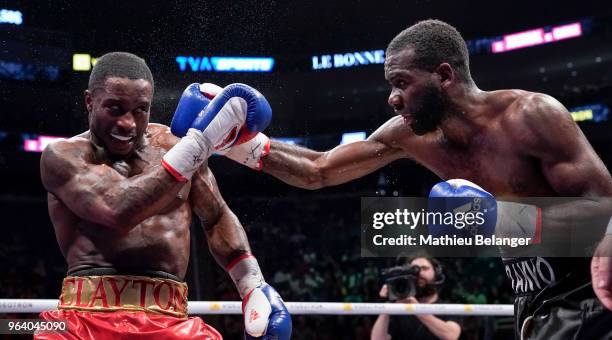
top-left (0, 299), bottom-right (513, 316)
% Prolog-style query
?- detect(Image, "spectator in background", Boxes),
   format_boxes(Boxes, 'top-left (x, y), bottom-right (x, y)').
top-left (371, 257), bottom-right (461, 340)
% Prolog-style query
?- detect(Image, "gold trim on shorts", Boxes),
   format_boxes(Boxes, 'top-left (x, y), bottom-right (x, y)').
top-left (57, 275), bottom-right (188, 318)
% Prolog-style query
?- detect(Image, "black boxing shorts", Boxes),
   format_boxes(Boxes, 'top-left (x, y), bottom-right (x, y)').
top-left (503, 257), bottom-right (612, 339)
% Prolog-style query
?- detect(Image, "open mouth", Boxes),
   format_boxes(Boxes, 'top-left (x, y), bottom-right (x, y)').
top-left (110, 133), bottom-right (136, 143)
top-left (393, 105), bottom-right (407, 116)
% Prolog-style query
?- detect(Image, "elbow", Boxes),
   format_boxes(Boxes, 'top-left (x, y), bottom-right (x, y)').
top-left (302, 165), bottom-right (329, 190)
top-left (441, 323), bottom-right (461, 340)
top-left (444, 333), bottom-right (460, 340)
top-left (303, 177), bottom-right (325, 190)
top-left (300, 154), bottom-right (339, 190)
top-left (103, 211), bottom-right (128, 231)
top-left (90, 194), bottom-right (140, 231)
top-left (441, 334), bottom-right (460, 340)
top-left (369, 333), bottom-right (381, 340)
top-left (370, 331), bottom-right (390, 340)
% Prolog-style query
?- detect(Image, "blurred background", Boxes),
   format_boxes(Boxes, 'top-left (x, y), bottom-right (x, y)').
top-left (1, 0), bottom-right (611, 339)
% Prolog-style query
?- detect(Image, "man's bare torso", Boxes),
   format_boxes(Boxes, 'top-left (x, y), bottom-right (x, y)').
top-left (46, 124), bottom-right (192, 277)
top-left (385, 90), bottom-right (558, 197)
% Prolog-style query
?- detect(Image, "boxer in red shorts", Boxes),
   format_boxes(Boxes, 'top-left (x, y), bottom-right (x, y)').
top-left (36, 52), bottom-right (291, 339)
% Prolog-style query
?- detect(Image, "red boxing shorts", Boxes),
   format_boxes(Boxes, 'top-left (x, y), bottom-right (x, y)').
top-left (34, 274), bottom-right (222, 340)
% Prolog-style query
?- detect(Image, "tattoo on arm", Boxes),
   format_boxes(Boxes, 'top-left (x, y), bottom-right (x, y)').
top-left (41, 140), bottom-right (186, 230)
top-left (189, 165), bottom-right (252, 267)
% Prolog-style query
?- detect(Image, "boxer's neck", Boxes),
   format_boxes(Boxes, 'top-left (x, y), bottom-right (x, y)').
top-left (438, 83), bottom-right (488, 146)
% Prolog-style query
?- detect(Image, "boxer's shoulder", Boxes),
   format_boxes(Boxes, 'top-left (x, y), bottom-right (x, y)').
top-left (496, 91), bottom-right (573, 153)
top-left (145, 123), bottom-right (179, 151)
top-left (370, 116), bottom-right (415, 146)
top-left (500, 91), bottom-right (568, 124)
top-left (513, 91), bottom-right (566, 117)
top-left (42, 133), bottom-right (93, 163)
top-left (487, 90), bottom-right (569, 136)
top-left (40, 134), bottom-right (94, 190)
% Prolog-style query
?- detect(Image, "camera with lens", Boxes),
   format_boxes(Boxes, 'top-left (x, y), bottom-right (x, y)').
top-left (382, 264), bottom-right (421, 301)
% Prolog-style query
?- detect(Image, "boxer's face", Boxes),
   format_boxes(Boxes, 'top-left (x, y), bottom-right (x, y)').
top-left (385, 48), bottom-right (449, 135)
top-left (85, 77), bottom-right (153, 157)
top-left (410, 257), bottom-right (436, 287)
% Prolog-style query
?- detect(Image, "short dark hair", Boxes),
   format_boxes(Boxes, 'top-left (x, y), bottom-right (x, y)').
top-left (403, 256), bottom-right (444, 282)
top-left (88, 52), bottom-right (154, 91)
top-left (386, 19), bottom-right (471, 81)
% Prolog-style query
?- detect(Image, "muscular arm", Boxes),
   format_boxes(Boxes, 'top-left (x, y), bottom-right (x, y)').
top-left (40, 138), bottom-right (185, 231)
top-left (262, 117), bottom-right (408, 189)
top-left (189, 164), bottom-right (251, 267)
top-left (520, 94), bottom-right (612, 234)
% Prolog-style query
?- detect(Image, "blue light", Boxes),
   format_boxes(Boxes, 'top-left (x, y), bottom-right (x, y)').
top-left (0, 9), bottom-right (22, 25)
top-left (175, 56), bottom-right (212, 72)
top-left (0, 59), bottom-right (60, 81)
top-left (176, 56), bottom-right (274, 73)
top-left (340, 132), bottom-right (367, 145)
top-left (211, 57), bottom-right (274, 72)
top-left (312, 50), bottom-right (385, 70)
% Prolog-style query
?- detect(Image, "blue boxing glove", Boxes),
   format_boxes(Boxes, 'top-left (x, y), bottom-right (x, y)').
top-left (162, 83), bottom-right (272, 181)
top-left (243, 284), bottom-right (292, 340)
top-left (176, 83), bottom-right (271, 170)
top-left (226, 254), bottom-right (291, 340)
top-left (428, 179), bottom-right (541, 243)
top-left (168, 83), bottom-right (214, 141)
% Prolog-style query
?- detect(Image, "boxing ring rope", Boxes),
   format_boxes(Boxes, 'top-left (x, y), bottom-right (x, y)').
top-left (0, 299), bottom-right (513, 316)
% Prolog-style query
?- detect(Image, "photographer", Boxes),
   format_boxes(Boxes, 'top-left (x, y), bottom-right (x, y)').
top-left (371, 257), bottom-right (461, 340)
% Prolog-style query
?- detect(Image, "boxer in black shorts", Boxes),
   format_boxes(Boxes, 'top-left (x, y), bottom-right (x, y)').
top-left (217, 20), bottom-right (612, 339)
